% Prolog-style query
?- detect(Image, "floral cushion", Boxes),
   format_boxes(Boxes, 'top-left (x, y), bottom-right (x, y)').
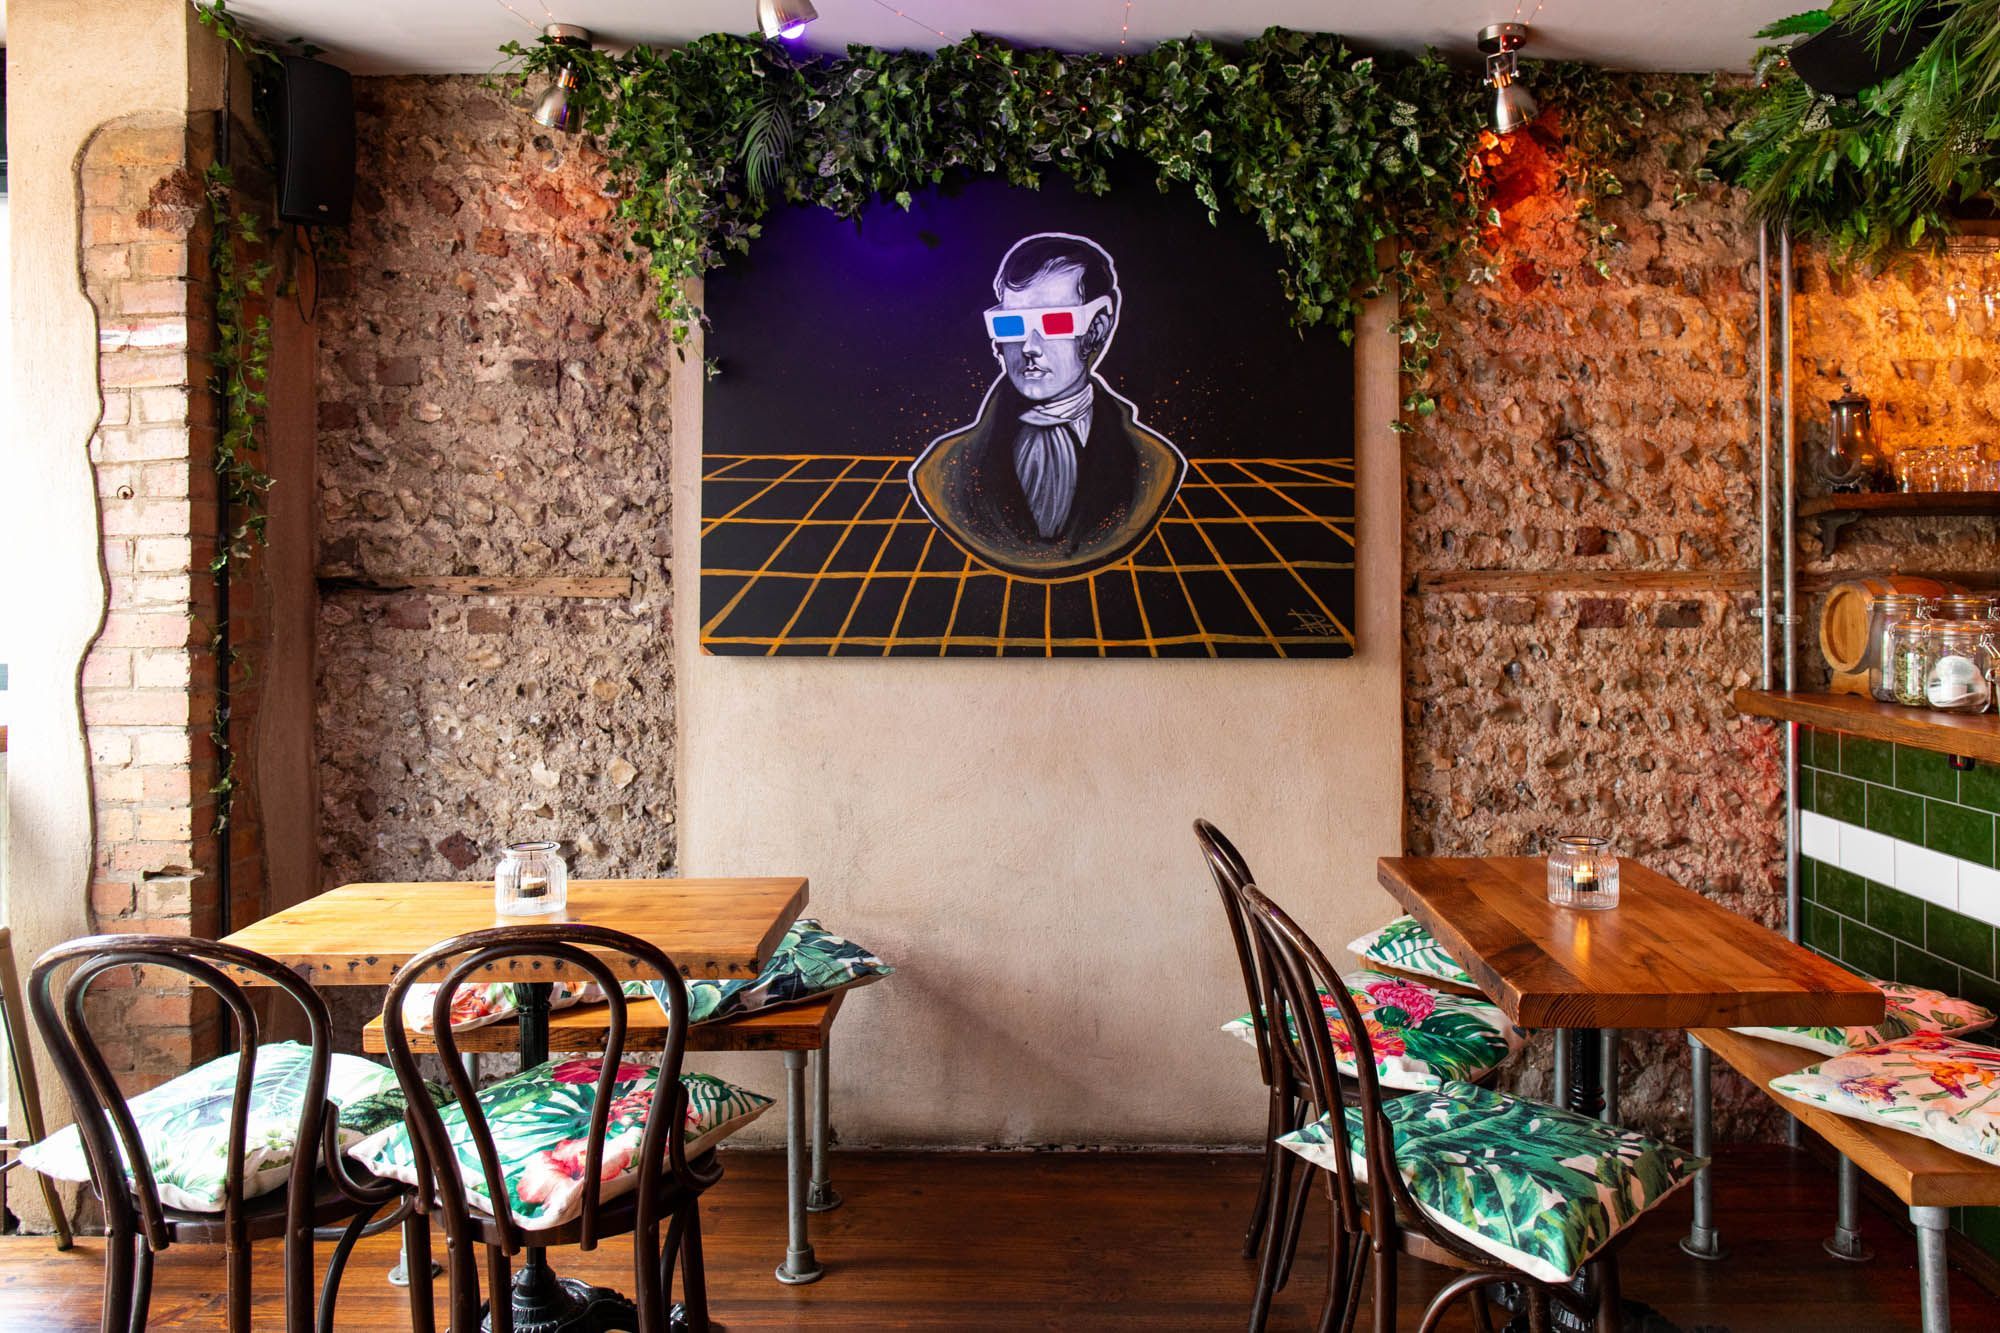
top-left (401, 979), bottom-right (602, 1035)
top-left (1346, 915), bottom-right (1476, 989)
top-left (1731, 980), bottom-right (1997, 1057)
top-left (21, 1043), bottom-right (419, 1213)
top-left (347, 1057), bottom-right (771, 1230)
top-left (1222, 971), bottom-right (1524, 1091)
top-left (644, 918), bottom-right (892, 1026)
top-left (1276, 1080), bottom-right (1700, 1283)
top-left (1770, 1034), bottom-right (2000, 1165)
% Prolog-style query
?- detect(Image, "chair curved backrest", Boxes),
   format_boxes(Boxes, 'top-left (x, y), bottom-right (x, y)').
top-left (1194, 819), bottom-right (1280, 1088)
top-left (1235, 882), bottom-right (1455, 1258)
top-left (27, 924), bottom-right (338, 1256)
top-left (378, 923), bottom-right (693, 1262)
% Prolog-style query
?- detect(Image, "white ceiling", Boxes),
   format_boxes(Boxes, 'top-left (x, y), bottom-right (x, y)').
top-left (220, 0), bottom-right (1797, 76)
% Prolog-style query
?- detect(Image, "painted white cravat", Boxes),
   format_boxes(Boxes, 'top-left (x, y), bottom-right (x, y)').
top-left (1012, 383), bottom-right (1095, 539)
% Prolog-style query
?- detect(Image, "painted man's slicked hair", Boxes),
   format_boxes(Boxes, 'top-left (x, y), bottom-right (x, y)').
top-left (993, 233), bottom-right (1118, 308)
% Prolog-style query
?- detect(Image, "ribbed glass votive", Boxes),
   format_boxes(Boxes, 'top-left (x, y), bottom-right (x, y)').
top-left (1546, 835), bottom-right (1619, 910)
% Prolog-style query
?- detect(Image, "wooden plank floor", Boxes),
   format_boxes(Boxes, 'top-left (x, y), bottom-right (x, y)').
top-left (1, 1146), bottom-right (1995, 1330)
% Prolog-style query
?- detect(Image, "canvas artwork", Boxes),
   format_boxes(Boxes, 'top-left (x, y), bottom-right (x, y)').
top-left (700, 162), bottom-right (1356, 657)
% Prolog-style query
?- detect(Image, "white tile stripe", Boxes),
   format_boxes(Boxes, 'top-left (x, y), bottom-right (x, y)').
top-left (1801, 809), bottom-right (2000, 928)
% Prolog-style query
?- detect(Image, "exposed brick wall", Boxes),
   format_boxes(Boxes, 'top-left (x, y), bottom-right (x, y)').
top-left (75, 113), bottom-right (272, 1089)
top-left (311, 77), bottom-right (677, 1043)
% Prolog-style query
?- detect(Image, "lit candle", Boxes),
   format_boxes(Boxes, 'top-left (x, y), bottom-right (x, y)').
top-left (1571, 862), bottom-right (1598, 896)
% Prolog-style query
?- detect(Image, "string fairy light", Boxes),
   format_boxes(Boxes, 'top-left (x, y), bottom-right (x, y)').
top-left (488, 0), bottom-right (542, 30)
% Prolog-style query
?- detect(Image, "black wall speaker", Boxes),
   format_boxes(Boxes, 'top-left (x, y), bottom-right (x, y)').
top-left (1789, 4), bottom-right (1946, 99)
top-left (274, 56), bottom-right (355, 227)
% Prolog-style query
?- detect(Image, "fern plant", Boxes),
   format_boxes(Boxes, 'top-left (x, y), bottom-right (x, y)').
top-left (1711, 0), bottom-right (2000, 259)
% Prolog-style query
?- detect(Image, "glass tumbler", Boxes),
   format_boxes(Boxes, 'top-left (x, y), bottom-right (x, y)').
top-left (1547, 835), bottom-right (1620, 911)
top-left (496, 840), bottom-right (569, 917)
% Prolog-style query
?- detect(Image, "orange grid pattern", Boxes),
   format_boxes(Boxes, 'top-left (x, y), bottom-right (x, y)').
top-left (700, 454), bottom-right (1356, 658)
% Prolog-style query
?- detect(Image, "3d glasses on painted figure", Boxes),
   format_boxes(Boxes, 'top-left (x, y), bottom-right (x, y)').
top-left (983, 295), bottom-right (1114, 342)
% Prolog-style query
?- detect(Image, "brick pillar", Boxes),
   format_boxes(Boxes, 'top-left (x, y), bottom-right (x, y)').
top-left (75, 116), bottom-right (231, 1086)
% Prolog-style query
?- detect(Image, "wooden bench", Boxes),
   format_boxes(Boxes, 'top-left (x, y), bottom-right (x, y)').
top-left (1687, 1026), bottom-right (2000, 1333)
top-left (363, 990), bottom-right (846, 1285)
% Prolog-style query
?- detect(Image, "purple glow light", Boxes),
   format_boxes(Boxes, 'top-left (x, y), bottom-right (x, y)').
top-left (779, 20), bottom-right (808, 37)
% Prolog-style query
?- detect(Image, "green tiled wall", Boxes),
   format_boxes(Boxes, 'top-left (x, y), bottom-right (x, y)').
top-left (1798, 726), bottom-right (2000, 1260)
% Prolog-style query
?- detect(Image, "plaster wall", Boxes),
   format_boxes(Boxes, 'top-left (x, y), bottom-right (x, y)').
top-left (2, 0), bottom-right (219, 1207)
top-left (672, 297), bottom-right (1405, 1144)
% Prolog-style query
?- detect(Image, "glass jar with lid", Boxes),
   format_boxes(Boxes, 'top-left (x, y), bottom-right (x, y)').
top-left (1925, 620), bottom-right (2000, 713)
top-left (1866, 593), bottom-right (1934, 702)
top-left (1929, 593), bottom-right (1996, 622)
top-left (1887, 618), bottom-right (1937, 707)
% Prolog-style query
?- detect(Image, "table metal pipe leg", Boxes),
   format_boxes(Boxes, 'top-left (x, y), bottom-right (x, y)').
top-left (1824, 1156), bottom-right (1873, 1261)
top-left (1553, 1028), bottom-right (1570, 1109)
top-left (775, 1049), bottom-right (824, 1285)
top-left (808, 1038), bottom-right (842, 1213)
top-left (1599, 1029), bottom-right (1619, 1124)
top-left (1679, 1036), bottom-right (1726, 1261)
top-left (1912, 1205), bottom-right (1951, 1333)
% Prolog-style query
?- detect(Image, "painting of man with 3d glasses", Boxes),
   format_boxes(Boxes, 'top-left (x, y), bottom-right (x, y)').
top-left (909, 232), bottom-right (1186, 581)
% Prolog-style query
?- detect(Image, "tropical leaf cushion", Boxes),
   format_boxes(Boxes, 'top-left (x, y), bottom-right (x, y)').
top-left (1770, 1034), bottom-right (2000, 1164)
top-left (1731, 980), bottom-right (1997, 1056)
top-left (643, 918), bottom-right (892, 1026)
top-left (21, 1043), bottom-right (419, 1213)
top-left (1276, 1080), bottom-right (1701, 1283)
top-left (1346, 915), bottom-right (1477, 989)
top-left (347, 1057), bottom-right (771, 1231)
top-left (1222, 971), bottom-right (1524, 1091)
top-left (401, 979), bottom-right (603, 1035)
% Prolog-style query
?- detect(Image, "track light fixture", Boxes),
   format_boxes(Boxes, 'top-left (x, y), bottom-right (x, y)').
top-left (756, 0), bottom-right (818, 41)
top-left (532, 24), bottom-right (591, 134)
top-left (1478, 22), bottom-right (1538, 136)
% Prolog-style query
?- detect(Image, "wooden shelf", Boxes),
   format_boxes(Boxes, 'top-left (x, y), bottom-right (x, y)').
top-left (1734, 688), bottom-right (2000, 765)
top-left (1798, 491), bottom-right (2000, 555)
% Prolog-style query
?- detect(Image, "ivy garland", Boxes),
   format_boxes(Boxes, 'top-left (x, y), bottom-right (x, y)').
top-left (500, 28), bottom-right (1633, 424)
top-left (1711, 0), bottom-right (2000, 261)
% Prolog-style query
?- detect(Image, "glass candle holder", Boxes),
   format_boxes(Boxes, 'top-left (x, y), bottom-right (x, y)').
top-left (495, 840), bottom-right (568, 917)
top-left (1547, 836), bottom-right (1619, 911)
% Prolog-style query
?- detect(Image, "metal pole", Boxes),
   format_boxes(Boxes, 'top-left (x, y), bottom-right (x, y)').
top-left (1758, 222), bottom-right (1773, 693)
top-left (1912, 1205), bottom-right (1953, 1333)
top-left (775, 1049), bottom-right (823, 1284)
top-left (1825, 1156), bottom-right (1872, 1261)
top-left (1780, 224), bottom-right (1801, 947)
top-left (1599, 1029), bottom-right (1619, 1124)
top-left (808, 1039), bottom-right (842, 1212)
top-left (1680, 1036), bottom-right (1725, 1260)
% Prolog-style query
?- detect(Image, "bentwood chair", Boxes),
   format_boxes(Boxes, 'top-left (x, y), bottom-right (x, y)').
top-left (0, 926), bottom-right (73, 1250)
top-left (1238, 882), bottom-right (1691, 1333)
top-left (27, 935), bottom-right (412, 1333)
top-left (379, 924), bottom-right (719, 1333)
top-left (1195, 817), bottom-right (1308, 1327)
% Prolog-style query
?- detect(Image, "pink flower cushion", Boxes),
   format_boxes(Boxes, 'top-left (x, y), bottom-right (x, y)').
top-left (398, 980), bottom-right (603, 1036)
top-left (1769, 1034), bottom-right (2000, 1166)
top-left (347, 1057), bottom-right (771, 1230)
top-left (1223, 970), bottom-right (1524, 1091)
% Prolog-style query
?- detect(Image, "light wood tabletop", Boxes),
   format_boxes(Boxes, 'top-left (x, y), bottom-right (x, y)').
top-left (219, 877), bottom-right (808, 985)
top-left (1376, 856), bottom-right (1883, 1031)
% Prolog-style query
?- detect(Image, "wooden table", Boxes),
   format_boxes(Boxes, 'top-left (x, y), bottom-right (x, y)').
top-left (1375, 856), bottom-right (1882, 1332)
top-left (221, 875), bottom-right (809, 1333)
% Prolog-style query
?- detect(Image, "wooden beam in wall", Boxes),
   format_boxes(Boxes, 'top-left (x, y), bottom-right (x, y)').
top-left (1411, 569), bottom-right (1756, 595)
top-left (315, 571), bottom-right (634, 599)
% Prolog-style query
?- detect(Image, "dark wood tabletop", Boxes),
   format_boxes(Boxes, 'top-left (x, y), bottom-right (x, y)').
top-left (1376, 856), bottom-right (1883, 1031)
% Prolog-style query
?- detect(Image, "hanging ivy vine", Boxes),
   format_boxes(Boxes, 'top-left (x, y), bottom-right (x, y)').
top-left (500, 27), bottom-right (1637, 423)
top-left (1711, 0), bottom-right (2000, 261)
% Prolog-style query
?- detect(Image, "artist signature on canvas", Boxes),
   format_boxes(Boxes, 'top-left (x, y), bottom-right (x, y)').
top-left (1288, 610), bottom-right (1341, 637)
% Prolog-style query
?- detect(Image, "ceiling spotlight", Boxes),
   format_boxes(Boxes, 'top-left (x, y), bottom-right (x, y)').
top-left (532, 24), bottom-right (591, 134)
top-left (756, 0), bottom-right (818, 41)
top-left (1478, 22), bottom-right (1539, 136)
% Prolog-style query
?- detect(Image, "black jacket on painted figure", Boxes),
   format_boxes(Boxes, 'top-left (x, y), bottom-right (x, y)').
top-left (909, 378), bottom-right (1186, 582)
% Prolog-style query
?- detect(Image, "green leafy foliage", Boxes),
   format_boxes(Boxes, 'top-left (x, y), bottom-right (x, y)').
top-left (497, 27), bottom-right (1630, 421)
top-left (1712, 0), bottom-right (2000, 262)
